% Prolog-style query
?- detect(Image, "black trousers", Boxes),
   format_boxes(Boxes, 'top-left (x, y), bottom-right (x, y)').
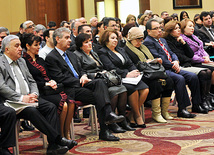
top-left (17, 97), bottom-right (61, 144)
top-left (0, 105), bottom-right (16, 148)
top-left (65, 79), bottom-right (112, 130)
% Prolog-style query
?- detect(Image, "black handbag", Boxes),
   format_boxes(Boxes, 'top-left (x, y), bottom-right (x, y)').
top-left (95, 70), bottom-right (122, 87)
top-left (137, 61), bottom-right (167, 80)
top-left (43, 83), bottom-right (64, 95)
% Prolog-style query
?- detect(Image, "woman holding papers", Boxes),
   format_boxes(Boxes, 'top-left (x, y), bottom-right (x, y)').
top-left (21, 33), bottom-right (75, 139)
top-left (74, 33), bottom-right (135, 132)
top-left (98, 28), bottom-right (149, 127)
top-left (123, 27), bottom-right (174, 123)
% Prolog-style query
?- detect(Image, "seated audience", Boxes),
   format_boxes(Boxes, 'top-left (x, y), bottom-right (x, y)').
top-left (98, 28), bottom-right (149, 128)
top-left (161, 11), bottom-right (169, 19)
top-left (144, 19), bottom-right (202, 118)
top-left (180, 11), bottom-right (189, 21)
top-left (23, 20), bottom-right (35, 34)
top-left (45, 27), bottom-right (125, 141)
top-left (0, 35), bottom-right (77, 154)
top-left (138, 15), bottom-right (149, 34)
top-left (39, 29), bottom-right (55, 60)
top-left (22, 33), bottom-right (77, 139)
top-left (124, 27), bottom-right (174, 123)
top-left (180, 18), bottom-right (214, 96)
top-left (0, 27), bottom-right (9, 54)
top-left (171, 13), bottom-right (178, 21)
top-left (126, 14), bottom-right (136, 24)
top-left (47, 21), bottom-right (57, 29)
top-left (198, 11), bottom-right (214, 56)
top-left (74, 33), bottom-right (135, 132)
top-left (164, 20), bottom-right (212, 112)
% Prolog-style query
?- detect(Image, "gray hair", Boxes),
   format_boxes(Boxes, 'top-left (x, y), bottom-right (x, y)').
top-left (144, 10), bottom-right (153, 15)
top-left (90, 17), bottom-right (97, 23)
top-left (53, 27), bottom-right (71, 46)
top-left (0, 27), bottom-right (10, 35)
top-left (34, 24), bottom-right (46, 33)
top-left (1, 35), bottom-right (19, 52)
top-left (23, 20), bottom-right (34, 29)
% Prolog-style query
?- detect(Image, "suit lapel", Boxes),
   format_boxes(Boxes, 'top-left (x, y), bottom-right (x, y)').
top-left (202, 26), bottom-right (213, 41)
top-left (2, 55), bottom-right (15, 82)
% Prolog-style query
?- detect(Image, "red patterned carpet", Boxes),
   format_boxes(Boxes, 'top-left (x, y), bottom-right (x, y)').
top-left (11, 105), bottom-right (214, 155)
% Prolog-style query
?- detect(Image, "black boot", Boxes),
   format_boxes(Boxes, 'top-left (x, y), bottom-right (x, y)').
top-left (108, 123), bottom-right (126, 133)
top-left (118, 119), bottom-right (136, 131)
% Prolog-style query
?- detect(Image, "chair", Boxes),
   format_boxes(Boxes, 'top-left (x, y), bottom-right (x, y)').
top-left (70, 104), bottom-right (98, 140)
top-left (13, 119), bottom-right (48, 155)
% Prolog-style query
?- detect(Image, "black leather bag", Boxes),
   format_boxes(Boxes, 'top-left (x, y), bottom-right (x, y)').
top-left (43, 83), bottom-right (64, 95)
top-left (95, 70), bottom-right (122, 87)
top-left (137, 61), bottom-right (167, 80)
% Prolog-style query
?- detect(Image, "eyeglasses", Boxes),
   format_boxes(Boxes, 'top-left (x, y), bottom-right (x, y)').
top-left (151, 27), bottom-right (161, 30)
top-left (0, 36), bottom-right (6, 39)
top-left (26, 24), bottom-right (35, 29)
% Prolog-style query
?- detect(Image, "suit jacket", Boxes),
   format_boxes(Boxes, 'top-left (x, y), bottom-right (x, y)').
top-left (97, 46), bottom-right (136, 78)
top-left (0, 55), bottom-right (38, 104)
top-left (45, 48), bottom-right (85, 88)
top-left (74, 49), bottom-right (103, 79)
top-left (198, 26), bottom-right (214, 43)
top-left (143, 35), bottom-right (179, 70)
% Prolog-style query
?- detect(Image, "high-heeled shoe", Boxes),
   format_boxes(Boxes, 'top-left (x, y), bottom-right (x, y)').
top-left (130, 123), bottom-right (146, 128)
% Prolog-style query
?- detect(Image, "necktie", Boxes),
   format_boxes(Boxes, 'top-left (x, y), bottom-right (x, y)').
top-left (209, 29), bottom-right (214, 39)
top-left (12, 61), bottom-right (28, 95)
top-left (158, 40), bottom-right (172, 62)
top-left (63, 52), bottom-right (79, 78)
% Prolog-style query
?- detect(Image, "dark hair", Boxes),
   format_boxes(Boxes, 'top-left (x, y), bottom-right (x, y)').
top-left (48, 21), bottom-right (56, 28)
top-left (164, 16), bottom-right (173, 25)
top-left (103, 17), bottom-right (116, 27)
top-left (146, 19), bottom-right (158, 30)
top-left (99, 28), bottom-right (118, 46)
top-left (60, 21), bottom-right (69, 27)
top-left (19, 23), bottom-right (23, 29)
top-left (200, 11), bottom-right (210, 21)
top-left (194, 14), bottom-right (200, 23)
top-left (43, 29), bottom-right (55, 42)
top-left (78, 24), bottom-right (91, 34)
top-left (138, 13), bottom-right (144, 20)
top-left (92, 22), bottom-right (103, 38)
top-left (180, 11), bottom-right (189, 21)
top-left (20, 33), bottom-right (41, 50)
top-left (75, 33), bottom-right (91, 51)
top-left (161, 11), bottom-right (168, 16)
top-left (171, 13), bottom-right (178, 20)
top-left (122, 23), bottom-right (135, 37)
top-left (210, 11), bottom-right (214, 18)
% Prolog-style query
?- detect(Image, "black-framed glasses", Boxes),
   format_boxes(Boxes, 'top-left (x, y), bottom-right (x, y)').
top-left (0, 36), bottom-right (6, 39)
top-left (151, 27), bottom-right (161, 30)
top-left (26, 24), bottom-right (35, 29)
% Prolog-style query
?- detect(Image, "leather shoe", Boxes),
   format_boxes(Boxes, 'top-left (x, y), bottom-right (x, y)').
top-left (117, 120), bottom-right (136, 131)
top-left (201, 98), bottom-right (210, 111)
top-left (46, 144), bottom-right (69, 155)
top-left (105, 112), bottom-right (125, 124)
top-left (99, 129), bottom-right (120, 141)
top-left (192, 105), bottom-right (208, 114)
top-left (130, 123), bottom-right (146, 128)
top-left (177, 109), bottom-right (196, 118)
top-left (206, 96), bottom-right (214, 111)
top-left (108, 123), bottom-right (126, 133)
top-left (21, 120), bottom-right (34, 131)
top-left (0, 148), bottom-right (12, 155)
top-left (59, 137), bottom-right (78, 150)
top-left (208, 93), bottom-right (214, 105)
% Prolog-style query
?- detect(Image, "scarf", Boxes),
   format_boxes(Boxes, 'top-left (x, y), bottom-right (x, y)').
top-left (126, 40), bottom-right (154, 62)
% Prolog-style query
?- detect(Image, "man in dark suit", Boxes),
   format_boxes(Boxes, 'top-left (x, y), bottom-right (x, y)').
top-left (45, 27), bottom-right (125, 141)
top-left (0, 105), bottom-right (16, 155)
top-left (198, 11), bottom-right (214, 56)
top-left (0, 35), bottom-right (77, 154)
top-left (144, 19), bottom-right (206, 118)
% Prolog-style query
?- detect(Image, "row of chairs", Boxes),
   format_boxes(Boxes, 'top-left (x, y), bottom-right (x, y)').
top-left (13, 104), bottom-right (98, 155)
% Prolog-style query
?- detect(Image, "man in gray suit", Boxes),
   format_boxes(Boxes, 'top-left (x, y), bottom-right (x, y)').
top-left (0, 35), bottom-right (77, 154)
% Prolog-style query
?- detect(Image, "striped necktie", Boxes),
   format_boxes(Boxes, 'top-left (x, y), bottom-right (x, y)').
top-left (158, 39), bottom-right (172, 62)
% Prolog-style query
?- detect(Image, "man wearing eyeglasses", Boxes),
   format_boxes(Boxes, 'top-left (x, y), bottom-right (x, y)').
top-left (144, 19), bottom-right (204, 118)
top-left (23, 20), bottom-right (35, 34)
top-left (0, 27), bottom-right (9, 55)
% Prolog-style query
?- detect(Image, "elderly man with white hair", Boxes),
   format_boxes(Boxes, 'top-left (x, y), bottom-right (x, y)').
top-left (0, 35), bottom-right (78, 154)
top-left (23, 20), bottom-right (35, 33)
top-left (90, 17), bottom-right (98, 32)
